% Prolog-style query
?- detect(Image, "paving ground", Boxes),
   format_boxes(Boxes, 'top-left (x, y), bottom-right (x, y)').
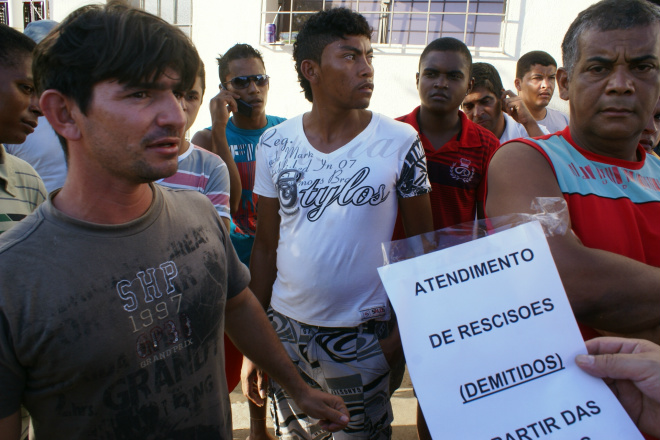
top-left (230, 368), bottom-right (418, 440)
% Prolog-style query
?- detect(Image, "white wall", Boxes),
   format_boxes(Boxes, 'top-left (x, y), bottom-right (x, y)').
top-left (48, 0), bottom-right (97, 20)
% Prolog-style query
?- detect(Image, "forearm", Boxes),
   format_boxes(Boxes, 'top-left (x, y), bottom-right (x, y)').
top-left (226, 290), bottom-right (307, 399)
top-left (211, 126), bottom-right (242, 215)
top-left (248, 245), bottom-right (277, 310)
top-left (549, 234), bottom-right (660, 334)
top-left (521, 120), bottom-right (544, 137)
top-left (248, 197), bottom-right (280, 310)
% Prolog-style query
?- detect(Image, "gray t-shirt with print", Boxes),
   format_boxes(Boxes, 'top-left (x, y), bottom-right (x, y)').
top-left (0, 184), bottom-right (249, 439)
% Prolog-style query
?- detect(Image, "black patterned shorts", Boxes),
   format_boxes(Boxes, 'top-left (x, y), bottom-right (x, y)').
top-left (268, 309), bottom-right (393, 440)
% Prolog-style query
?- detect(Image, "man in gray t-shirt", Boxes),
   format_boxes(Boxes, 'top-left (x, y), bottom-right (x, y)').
top-left (0, 4), bottom-right (348, 439)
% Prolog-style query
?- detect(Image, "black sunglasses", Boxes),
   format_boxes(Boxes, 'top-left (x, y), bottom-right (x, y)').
top-left (222, 74), bottom-right (270, 90)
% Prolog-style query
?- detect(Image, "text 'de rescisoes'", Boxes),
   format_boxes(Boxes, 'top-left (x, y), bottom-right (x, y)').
top-left (459, 353), bottom-right (565, 404)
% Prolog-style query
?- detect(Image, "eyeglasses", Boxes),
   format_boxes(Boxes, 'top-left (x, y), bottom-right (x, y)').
top-left (222, 74), bottom-right (270, 90)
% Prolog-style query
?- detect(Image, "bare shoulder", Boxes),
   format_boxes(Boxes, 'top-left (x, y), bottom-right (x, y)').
top-left (191, 129), bottom-right (212, 150)
top-left (486, 141), bottom-right (563, 217)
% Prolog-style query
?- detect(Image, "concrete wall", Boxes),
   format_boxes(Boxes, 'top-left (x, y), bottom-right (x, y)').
top-left (8, 0), bottom-right (598, 135)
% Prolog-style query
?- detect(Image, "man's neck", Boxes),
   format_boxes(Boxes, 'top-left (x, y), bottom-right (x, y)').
top-left (569, 123), bottom-right (641, 162)
top-left (495, 114), bottom-right (507, 139)
top-left (231, 112), bottom-right (268, 130)
top-left (527, 102), bottom-right (547, 121)
top-left (303, 106), bottom-right (372, 154)
top-left (417, 106), bottom-right (461, 150)
top-left (53, 164), bottom-right (154, 224)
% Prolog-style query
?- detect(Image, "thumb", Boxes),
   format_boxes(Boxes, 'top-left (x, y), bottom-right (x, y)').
top-left (317, 396), bottom-right (350, 432)
top-left (576, 353), bottom-right (644, 381)
top-left (258, 372), bottom-right (268, 399)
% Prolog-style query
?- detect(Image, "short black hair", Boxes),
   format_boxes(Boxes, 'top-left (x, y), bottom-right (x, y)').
top-left (516, 51), bottom-right (557, 79)
top-left (34, 1), bottom-right (200, 115)
top-left (471, 62), bottom-right (503, 102)
top-left (0, 23), bottom-right (36, 68)
top-left (293, 8), bottom-right (372, 102)
top-left (419, 37), bottom-right (472, 74)
top-left (563, 0), bottom-right (660, 75)
top-left (217, 43), bottom-right (265, 85)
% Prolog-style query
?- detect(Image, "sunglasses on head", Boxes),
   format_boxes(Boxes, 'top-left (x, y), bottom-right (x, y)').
top-left (222, 74), bottom-right (270, 90)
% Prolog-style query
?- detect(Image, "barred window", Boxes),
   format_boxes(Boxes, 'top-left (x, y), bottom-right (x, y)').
top-left (23, 1), bottom-right (45, 28)
top-left (0, 1), bottom-right (8, 26)
top-left (127, 0), bottom-right (193, 37)
top-left (262, 0), bottom-right (506, 48)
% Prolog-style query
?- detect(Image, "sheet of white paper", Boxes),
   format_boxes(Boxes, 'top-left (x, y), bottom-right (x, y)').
top-left (378, 221), bottom-right (643, 440)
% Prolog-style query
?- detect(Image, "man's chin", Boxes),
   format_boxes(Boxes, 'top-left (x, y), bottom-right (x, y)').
top-left (136, 163), bottom-right (179, 183)
top-left (2, 132), bottom-right (28, 145)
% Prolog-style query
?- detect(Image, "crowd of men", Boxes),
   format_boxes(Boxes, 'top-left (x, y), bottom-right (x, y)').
top-left (0, 0), bottom-right (659, 439)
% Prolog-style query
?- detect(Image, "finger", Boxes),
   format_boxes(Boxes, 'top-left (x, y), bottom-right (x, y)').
top-left (502, 89), bottom-right (518, 99)
top-left (257, 371), bottom-right (268, 400)
top-left (584, 337), bottom-right (646, 356)
top-left (316, 400), bottom-right (350, 432)
top-left (575, 352), bottom-right (654, 382)
top-left (245, 381), bottom-right (265, 407)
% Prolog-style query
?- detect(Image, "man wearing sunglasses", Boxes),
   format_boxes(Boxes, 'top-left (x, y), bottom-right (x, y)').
top-left (192, 44), bottom-right (285, 268)
top-left (191, 43), bottom-right (285, 440)
top-left (244, 8), bottom-right (433, 440)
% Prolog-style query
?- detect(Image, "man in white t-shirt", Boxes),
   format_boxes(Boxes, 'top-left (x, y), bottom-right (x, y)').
top-left (243, 7), bottom-right (433, 440)
top-left (462, 62), bottom-right (547, 143)
top-left (515, 50), bottom-right (569, 133)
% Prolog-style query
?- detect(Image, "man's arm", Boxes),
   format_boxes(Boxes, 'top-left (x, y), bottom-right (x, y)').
top-left (0, 411), bottom-right (20, 440)
top-left (398, 193), bottom-right (434, 238)
top-left (248, 196), bottom-right (281, 309)
top-left (190, 129), bottom-right (211, 150)
top-left (486, 143), bottom-right (660, 336)
top-left (191, 90), bottom-right (243, 215)
top-left (226, 288), bottom-right (349, 432)
top-left (383, 193), bottom-right (434, 366)
top-left (240, 195), bottom-right (280, 405)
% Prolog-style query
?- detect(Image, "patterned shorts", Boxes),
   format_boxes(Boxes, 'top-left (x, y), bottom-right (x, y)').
top-left (268, 309), bottom-right (393, 440)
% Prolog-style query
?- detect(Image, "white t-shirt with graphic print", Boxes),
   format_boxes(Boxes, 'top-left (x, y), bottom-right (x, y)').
top-left (253, 112), bottom-right (431, 327)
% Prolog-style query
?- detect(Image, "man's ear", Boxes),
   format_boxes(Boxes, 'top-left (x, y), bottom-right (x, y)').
top-left (300, 59), bottom-right (320, 85)
top-left (39, 90), bottom-right (82, 142)
top-left (415, 72), bottom-right (419, 89)
top-left (466, 77), bottom-right (474, 95)
top-left (514, 78), bottom-right (522, 92)
top-left (556, 67), bottom-right (570, 101)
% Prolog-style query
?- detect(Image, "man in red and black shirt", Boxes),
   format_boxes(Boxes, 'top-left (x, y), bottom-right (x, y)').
top-left (394, 37), bottom-right (499, 237)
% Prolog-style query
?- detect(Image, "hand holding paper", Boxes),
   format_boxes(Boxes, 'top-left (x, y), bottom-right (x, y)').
top-left (577, 337), bottom-right (660, 437)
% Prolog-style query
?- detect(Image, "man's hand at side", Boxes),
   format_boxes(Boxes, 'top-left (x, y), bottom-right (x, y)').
top-left (290, 386), bottom-right (350, 432)
top-left (226, 288), bottom-right (349, 432)
top-left (241, 356), bottom-right (267, 407)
